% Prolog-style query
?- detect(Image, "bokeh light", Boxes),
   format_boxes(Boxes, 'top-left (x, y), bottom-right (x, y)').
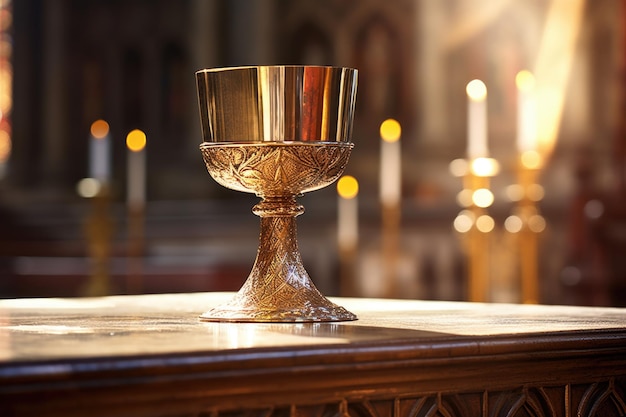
top-left (521, 150), bottom-right (542, 169)
top-left (515, 70), bottom-right (536, 92)
top-left (379, 119), bottom-right (401, 143)
top-left (456, 189), bottom-right (473, 207)
top-left (126, 129), bottom-right (147, 152)
top-left (528, 215), bottom-right (546, 233)
top-left (505, 184), bottom-right (524, 202)
top-left (337, 175), bottom-right (359, 199)
top-left (449, 158), bottom-right (468, 177)
top-left (453, 210), bottom-right (475, 233)
top-left (472, 188), bottom-right (494, 208)
top-left (527, 184), bottom-right (545, 201)
top-left (466, 79), bottom-right (487, 101)
top-left (504, 215), bottom-right (523, 233)
top-left (476, 215), bottom-right (495, 233)
top-left (76, 178), bottom-right (102, 198)
top-left (470, 157), bottom-right (500, 177)
top-left (584, 199), bottom-right (604, 219)
top-left (90, 119), bottom-right (110, 139)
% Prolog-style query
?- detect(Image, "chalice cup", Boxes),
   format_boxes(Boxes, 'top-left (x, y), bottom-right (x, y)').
top-left (196, 65), bottom-right (358, 322)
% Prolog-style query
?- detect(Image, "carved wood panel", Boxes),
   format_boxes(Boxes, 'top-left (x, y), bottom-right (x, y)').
top-left (192, 378), bottom-right (626, 417)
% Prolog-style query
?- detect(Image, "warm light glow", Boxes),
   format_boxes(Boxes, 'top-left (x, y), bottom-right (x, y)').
top-left (466, 79), bottom-right (487, 101)
top-left (337, 175), bottom-right (359, 199)
top-left (504, 215), bottom-right (523, 233)
top-left (505, 184), bottom-right (524, 202)
top-left (379, 119), bottom-right (401, 143)
top-left (126, 129), bottom-right (146, 152)
top-left (0, 35), bottom-right (11, 57)
top-left (527, 184), bottom-right (545, 202)
top-left (521, 150), bottom-right (542, 169)
top-left (90, 119), bottom-right (110, 139)
top-left (449, 158), bottom-right (468, 177)
top-left (584, 199), bottom-right (604, 219)
top-left (0, 0), bottom-right (11, 177)
top-left (453, 210), bottom-right (475, 233)
top-left (0, 128), bottom-right (10, 161)
top-left (456, 189), bottom-right (473, 207)
top-left (472, 188), bottom-right (494, 208)
top-left (0, 91), bottom-right (10, 115)
top-left (528, 215), bottom-right (546, 233)
top-left (470, 157), bottom-right (500, 177)
top-left (76, 178), bottom-right (102, 198)
top-left (533, 0), bottom-right (585, 157)
top-left (476, 215), bottom-right (495, 233)
top-left (515, 70), bottom-right (535, 93)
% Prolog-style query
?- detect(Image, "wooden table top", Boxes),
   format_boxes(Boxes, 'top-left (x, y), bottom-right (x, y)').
top-left (1, 292), bottom-right (625, 362)
top-left (2, 293), bottom-right (626, 417)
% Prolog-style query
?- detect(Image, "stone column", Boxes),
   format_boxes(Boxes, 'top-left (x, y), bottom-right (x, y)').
top-left (41, 0), bottom-right (69, 191)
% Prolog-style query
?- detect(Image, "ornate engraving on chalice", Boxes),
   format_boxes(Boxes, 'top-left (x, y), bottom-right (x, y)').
top-left (196, 66), bottom-right (358, 322)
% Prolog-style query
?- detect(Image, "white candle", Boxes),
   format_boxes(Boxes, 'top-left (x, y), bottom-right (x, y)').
top-left (516, 70), bottom-right (537, 153)
top-left (89, 120), bottom-right (111, 183)
top-left (466, 80), bottom-right (488, 159)
top-left (126, 129), bottom-right (147, 211)
top-left (379, 119), bottom-right (402, 208)
top-left (337, 176), bottom-right (359, 251)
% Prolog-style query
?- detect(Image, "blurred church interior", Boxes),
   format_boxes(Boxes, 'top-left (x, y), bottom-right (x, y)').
top-left (0, 0), bottom-right (625, 307)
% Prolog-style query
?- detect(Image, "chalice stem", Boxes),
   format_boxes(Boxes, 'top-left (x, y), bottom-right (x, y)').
top-left (200, 196), bottom-right (356, 322)
top-left (248, 197), bottom-right (309, 295)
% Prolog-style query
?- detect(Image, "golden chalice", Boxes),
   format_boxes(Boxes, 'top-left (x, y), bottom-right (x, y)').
top-left (196, 66), bottom-right (358, 322)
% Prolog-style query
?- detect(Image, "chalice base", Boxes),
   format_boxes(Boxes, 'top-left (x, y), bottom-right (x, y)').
top-left (200, 214), bottom-right (357, 322)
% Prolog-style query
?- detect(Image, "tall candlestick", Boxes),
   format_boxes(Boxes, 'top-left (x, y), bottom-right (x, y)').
top-left (126, 129), bottom-right (147, 211)
top-left (516, 70), bottom-right (537, 153)
top-left (466, 80), bottom-right (488, 159)
top-left (337, 175), bottom-right (359, 296)
top-left (89, 119), bottom-right (111, 183)
top-left (337, 175), bottom-right (359, 251)
top-left (379, 119), bottom-right (402, 208)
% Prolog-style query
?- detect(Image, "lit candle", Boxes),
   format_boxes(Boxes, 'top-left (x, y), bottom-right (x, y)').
top-left (89, 119), bottom-right (111, 183)
top-left (126, 129), bottom-right (147, 211)
top-left (516, 70), bottom-right (537, 153)
top-left (337, 175), bottom-right (359, 251)
top-left (466, 80), bottom-right (488, 159)
top-left (379, 119), bottom-right (401, 208)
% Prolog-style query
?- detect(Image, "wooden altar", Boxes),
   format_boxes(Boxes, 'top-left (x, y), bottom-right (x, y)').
top-left (1, 292), bottom-right (625, 417)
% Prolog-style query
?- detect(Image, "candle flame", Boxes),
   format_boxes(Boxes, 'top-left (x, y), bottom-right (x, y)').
top-left (470, 157), bottom-right (500, 177)
top-left (337, 175), bottom-right (359, 199)
top-left (126, 129), bottom-right (146, 152)
top-left (90, 119), bottom-right (109, 139)
top-left (466, 79), bottom-right (487, 101)
top-left (380, 119), bottom-right (401, 143)
top-left (515, 70), bottom-right (535, 92)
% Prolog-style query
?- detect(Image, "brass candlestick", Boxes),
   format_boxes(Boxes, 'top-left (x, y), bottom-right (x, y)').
top-left (515, 152), bottom-right (545, 304)
top-left (83, 184), bottom-right (113, 297)
top-left (196, 66), bottom-right (358, 322)
top-left (452, 157), bottom-right (499, 302)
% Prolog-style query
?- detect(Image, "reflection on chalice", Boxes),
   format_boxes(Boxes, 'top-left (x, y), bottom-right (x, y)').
top-left (196, 65), bottom-right (358, 322)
